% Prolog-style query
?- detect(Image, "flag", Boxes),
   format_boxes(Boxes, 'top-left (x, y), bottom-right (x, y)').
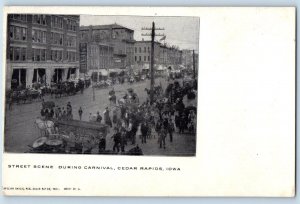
top-left (159, 35), bottom-right (166, 41)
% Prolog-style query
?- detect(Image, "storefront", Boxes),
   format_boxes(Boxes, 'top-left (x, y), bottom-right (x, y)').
top-left (90, 69), bottom-right (109, 82)
top-left (11, 68), bottom-right (26, 89)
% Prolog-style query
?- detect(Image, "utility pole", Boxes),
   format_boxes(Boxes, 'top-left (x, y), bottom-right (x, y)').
top-left (193, 50), bottom-right (196, 80)
top-left (141, 22), bottom-right (164, 104)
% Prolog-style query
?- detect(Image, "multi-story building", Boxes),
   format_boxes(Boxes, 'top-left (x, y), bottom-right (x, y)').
top-left (79, 24), bottom-right (135, 70)
top-left (134, 40), bottom-right (161, 65)
top-left (6, 14), bottom-right (80, 90)
top-left (182, 49), bottom-right (199, 71)
top-left (134, 40), bottom-right (183, 70)
top-left (80, 42), bottom-right (114, 82)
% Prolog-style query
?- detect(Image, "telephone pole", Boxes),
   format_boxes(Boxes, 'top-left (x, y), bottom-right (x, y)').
top-left (141, 22), bottom-right (164, 104)
top-left (193, 50), bottom-right (196, 79)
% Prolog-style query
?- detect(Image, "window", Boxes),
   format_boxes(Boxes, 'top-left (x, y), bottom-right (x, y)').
top-left (32, 49), bottom-right (46, 61)
top-left (139, 56), bottom-right (141, 61)
top-left (36, 49), bottom-right (40, 61)
top-left (144, 56), bottom-right (146, 61)
top-left (135, 47), bottom-right (137, 53)
top-left (148, 56), bottom-right (150, 61)
top-left (22, 28), bottom-right (27, 40)
top-left (135, 56), bottom-right (137, 61)
top-left (42, 15), bottom-right (46, 25)
top-left (33, 15), bottom-right (47, 25)
top-left (9, 47), bottom-right (27, 61)
top-left (9, 26), bottom-right (14, 39)
top-left (15, 27), bottom-right (21, 40)
top-left (10, 14), bottom-right (27, 22)
top-left (37, 31), bottom-right (41, 43)
top-left (51, 16), bottom-right (63, 29)
top-left (14, 47), bottom-right (20, 61)
top-left (148, 47), bottom-right (150, 53)
top-left (66, 36), bottom-right (76, 47)
top-left (32, 30), bottom-right (46, 43)
top-left (67, 20), bottom-right (77, 31)
top-left (51, 32), bottom-right (64, 45)
top-left (144, 47), bottom-right (146, 53)
top-left (21, 48), bottom-right (26, 61)
top-left (42, 31), bottom-right (46, 43)
top-left (9, 47), bottom-right (13, 60)
top-left (54, 51), bottom-right (57, 61)
top-left (60, 34), bottom-right (63, 45)
top-left (139, 47), bottom-right (141, 53)
top-left (41, 49), bottom-right (45, 61)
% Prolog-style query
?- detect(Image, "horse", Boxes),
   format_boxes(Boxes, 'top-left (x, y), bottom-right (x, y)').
top-left (35, 118), bottom-right (55, 137)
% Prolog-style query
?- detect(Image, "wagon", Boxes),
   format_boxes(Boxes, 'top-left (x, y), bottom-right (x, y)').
top-left (55, 119), bottom-right (109, 142)
top-left (55, 119), bottom-right (109, 153)
top-left (26, 119), bottom-right (109, 154)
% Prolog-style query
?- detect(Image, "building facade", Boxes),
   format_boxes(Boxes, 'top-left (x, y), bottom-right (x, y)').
top-left (159, 44), bottom-right (183, 67)
top-left (80, 42), bottom-right (114, 82)
top-left (79, 24), bottom-right (135, 70)
top-left (6, 14), bottom-right (80, 90)
top-left (134, 40), bottom-right (182, 69)
top-left (134, 40), bottom-right (161, 65)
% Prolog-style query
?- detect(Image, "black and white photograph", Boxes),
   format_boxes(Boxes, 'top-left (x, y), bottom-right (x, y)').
top-left (4, 14), bottom-right (199, 156)
top-left (1, 7), bottom-right (295, 197)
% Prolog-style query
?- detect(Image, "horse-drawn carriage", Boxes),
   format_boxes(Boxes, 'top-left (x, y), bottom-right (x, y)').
top-left (6, 88), bottom-right (43, 104)
top-left (50, 81), bottom-right (83, 98)
top-left (93, 80), bottom-right (112, 89)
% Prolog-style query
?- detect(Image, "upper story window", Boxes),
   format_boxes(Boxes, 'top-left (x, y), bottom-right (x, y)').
top-left (67, 19), bottom-right (77, 31)
top-left (66, 36), bottom-right (76, 47)
top-left (51, 32), bottom-right (64, 45)
top-left (9, 47), bottom-right (27, 61)
top-left (9, 26), bottom-right (27, 41)
top-left (51, 16), bottom-right (63, 29)
top-left (32, 29), bottom-right (47, 44)
top-left (32, 15), bottom-right (47, 25)
top-left (9, 14), bottom-right (27, 22)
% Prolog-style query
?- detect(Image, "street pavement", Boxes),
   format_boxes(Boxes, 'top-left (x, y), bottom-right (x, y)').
top-left (4, 78), bottom-right (196, 156)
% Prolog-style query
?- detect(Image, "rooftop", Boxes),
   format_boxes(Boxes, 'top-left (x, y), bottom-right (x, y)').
top-left (80, 23), bottom-right (134, 32)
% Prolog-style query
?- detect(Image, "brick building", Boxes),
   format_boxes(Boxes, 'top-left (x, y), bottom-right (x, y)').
top-left (159, 44), bottom-right (182, 67)
top-left (134, 40), bottom-right (161, 65)
top-left (134, 40), bottom-right (183, 69)
top-left (6, 14), bottom-right (80, 90)
top-left (80, 42), bottom-right (114, 82)
top-left (79, 24), bottom-right (135, 70)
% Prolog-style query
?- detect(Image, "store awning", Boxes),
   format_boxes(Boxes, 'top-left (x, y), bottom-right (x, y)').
top-left (98, 69), bottom-right (109, 76)
top-left (156, 65), bottom-right (167, 71)
top-left (109, 68), bottom-right (125, 73)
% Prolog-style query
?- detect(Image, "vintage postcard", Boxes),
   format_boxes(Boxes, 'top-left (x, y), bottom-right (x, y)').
top-left (1, 7), bottom-right (295, 196)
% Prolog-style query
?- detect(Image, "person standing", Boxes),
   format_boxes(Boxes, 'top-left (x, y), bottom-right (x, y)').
top-left (78, 107), bottom-right (83, 120)
top-left (104, 107), bottom-right (112, 127)
top-left (67, 102), bottom-right (73, 120)
top-left (168, 118), bottom-right (175, 142)
top-left (96, 111), bottom-right (102, 123)
top-left (111, 128), bottom-right (121, 152)
top-left (155, 117), bottom-right (163, 148)
top-left (127, 119), bottom-right (133, 144)
top-left (112, 107), bottom-right (118, 125)
top-left (98, 132), bottom-right (106, 153)
top-left (141, 121), bottom-right (148, 144)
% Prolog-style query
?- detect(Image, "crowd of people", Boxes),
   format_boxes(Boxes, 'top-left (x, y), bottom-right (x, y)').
top-left (40, 101), bottom-right (73, 121)
top-left (89, 78), bottom-right (197, 153)
top-left (38, 77), bottom-right (197, 154)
